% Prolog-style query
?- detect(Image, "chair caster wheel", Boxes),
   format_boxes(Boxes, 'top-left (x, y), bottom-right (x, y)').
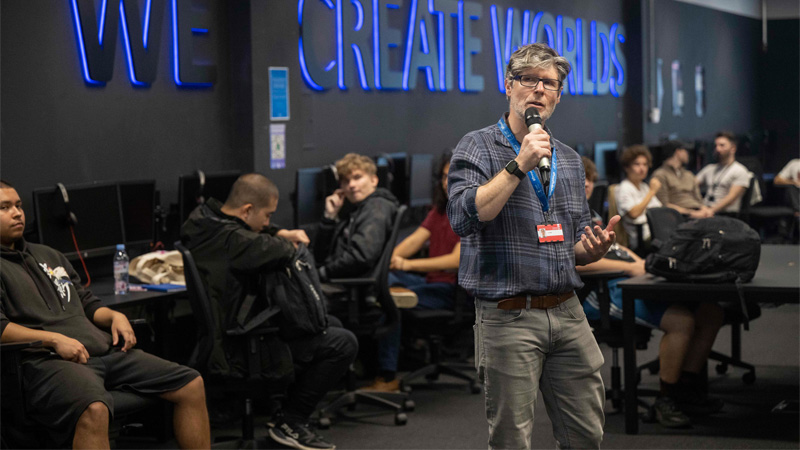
top-left (470, 383), bottom-right (481, 394)
top-left (742, 372), bottom-right (756, 384)
top-left (395, 412), bottom-right (408, 426)
top-left (403, 399), bottom-right (415, 412)
top-left (715, 363), bottom-right (728, 374)
top-left (317, 417), bottom-right (331, 429)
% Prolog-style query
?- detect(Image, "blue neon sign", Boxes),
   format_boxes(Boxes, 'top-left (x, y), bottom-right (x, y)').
top-left (70, 0), bottom-right (216, 87)
top-left (298, 0), bottom-right (626, 96)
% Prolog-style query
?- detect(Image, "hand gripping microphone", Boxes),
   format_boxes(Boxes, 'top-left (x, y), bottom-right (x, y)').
top-left (524, 108), bottom-right (550, 192)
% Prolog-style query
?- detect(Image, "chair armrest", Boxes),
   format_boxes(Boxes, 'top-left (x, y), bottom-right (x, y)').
top-left (328, 276), bottom-right (378, 286)
top-left (0, 341), bottom-right (43, 352)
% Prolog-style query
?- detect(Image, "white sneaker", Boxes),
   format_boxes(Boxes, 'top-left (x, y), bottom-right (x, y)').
top-left (390, 287), bottom-right (418, 308)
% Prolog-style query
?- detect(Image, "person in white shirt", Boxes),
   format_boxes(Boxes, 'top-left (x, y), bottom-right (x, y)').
top-left (774, 158), bottom-right (800, 213)
top-left (615, 145), bottom-right (662, 250)
top-left (696, 131), bottom-right (751, 214)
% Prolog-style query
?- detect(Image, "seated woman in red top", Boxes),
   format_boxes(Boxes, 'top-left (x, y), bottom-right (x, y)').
top-left (363, 152), bottom-right (461, 392)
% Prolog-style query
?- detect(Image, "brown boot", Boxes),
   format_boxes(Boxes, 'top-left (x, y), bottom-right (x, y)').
top-left (360, 377), bottom-right (400, 393)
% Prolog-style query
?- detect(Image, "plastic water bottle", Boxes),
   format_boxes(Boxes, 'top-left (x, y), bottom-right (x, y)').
top-left (113, 244), bottom-right (129, 295)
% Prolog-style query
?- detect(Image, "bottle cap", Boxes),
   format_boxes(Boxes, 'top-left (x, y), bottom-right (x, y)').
top-left (116, 244), bottom-right (125, 251)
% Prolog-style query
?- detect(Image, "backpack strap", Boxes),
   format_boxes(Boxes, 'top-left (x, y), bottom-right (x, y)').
top-left (734, 277), bottom-right (750, 331)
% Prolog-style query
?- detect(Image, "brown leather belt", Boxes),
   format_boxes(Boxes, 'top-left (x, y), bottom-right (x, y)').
top-left (496, 291), bottom-right (576, 310)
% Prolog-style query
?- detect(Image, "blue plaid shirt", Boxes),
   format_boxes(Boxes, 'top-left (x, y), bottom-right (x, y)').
top-left (447, 116), bottom-right (590, 300)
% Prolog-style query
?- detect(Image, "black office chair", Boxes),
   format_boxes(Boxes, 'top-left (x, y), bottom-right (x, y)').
top-left (740, 177), bottom-right (796, 243)
top-left (175, 241), bottom-right (290, 448)
top-left (645, 207), bottom-right (685, 250)
top-left (645, 208), bottom-right (759, 384)
top-left (0, 325), bottom-right (162, 448)
top-left (316, 205), bottom-right (414, 427)
top-left (399, 285), bottom-right (480, 394)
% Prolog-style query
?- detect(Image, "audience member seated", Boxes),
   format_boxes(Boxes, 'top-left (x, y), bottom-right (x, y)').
top-left (579, 161), bottom-right (726, 428)
top-left (365, 152), bottom-right (461, 392)
top-left (313, 153), bottom-right (400, 291)
top-left (0, 180), bottom-right (210, 449)
top-left (774, 158), bottom-right (800, 213)
top-left (615, 145), bottom-right (662, 250)
top-left (181, 174), bottom-right (358, 450)
top-left (696, 131), bottom-right (751, 216)
top-left (652, 141), bottom-right (714, 219)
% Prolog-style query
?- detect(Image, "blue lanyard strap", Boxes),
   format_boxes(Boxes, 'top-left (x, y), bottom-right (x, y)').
top-left (497, 118), bottom-right (558, 212)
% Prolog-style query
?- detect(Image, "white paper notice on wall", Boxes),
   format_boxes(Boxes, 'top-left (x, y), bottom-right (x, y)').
top-left (270, 123), bottom-right (286, 169)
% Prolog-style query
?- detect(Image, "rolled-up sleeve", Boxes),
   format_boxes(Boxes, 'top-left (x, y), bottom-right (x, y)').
top-left (447, 133), bottom-right (492, 237)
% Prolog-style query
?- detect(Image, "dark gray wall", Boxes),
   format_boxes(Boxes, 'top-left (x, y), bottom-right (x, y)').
top-left (643, 1), bottom-right (763, 149)
top-left (761, 18), bottom-right (799, 172)
top-left (1, 0), bottom-right (248, 221)
top-left (252, 0), bottom-right (642, 226)
top-left (4, 0), bottom-right (787, 231)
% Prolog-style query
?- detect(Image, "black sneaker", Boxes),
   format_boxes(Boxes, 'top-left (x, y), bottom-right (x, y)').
top-left (268, 420), bottom-right (335, 450)
top-left (653, 396), bottom-right (691, 428)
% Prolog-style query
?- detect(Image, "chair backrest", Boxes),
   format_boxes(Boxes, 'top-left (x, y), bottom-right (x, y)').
top-left (371, 205), bottom-right (408, 337)
top-left (174, 241), bottom-right (216, 371)
top-left (606, 184), bottom-right (629, 248)
top-left (645, 207), bottom-right (686, 248)
top-left (588, 180), bottom-right (609, 222)
top-left (738, 176), bottom-right (756, 223)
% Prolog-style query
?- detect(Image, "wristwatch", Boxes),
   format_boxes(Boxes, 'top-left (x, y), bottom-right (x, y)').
top-left (505, 159), bottom-right (525, 180)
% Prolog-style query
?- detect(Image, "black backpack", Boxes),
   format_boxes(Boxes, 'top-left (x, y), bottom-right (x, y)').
top-left (260, 243), bottom-right (329, 340)
top-left (645, 216), bottom-right (761, 283)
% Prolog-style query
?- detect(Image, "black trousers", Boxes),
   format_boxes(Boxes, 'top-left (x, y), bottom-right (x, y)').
top-left (283, 316), bottom-right (358, 420)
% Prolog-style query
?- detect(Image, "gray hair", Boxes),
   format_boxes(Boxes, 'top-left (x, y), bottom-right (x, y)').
top-left (505, 43), bottom-right (571, 84)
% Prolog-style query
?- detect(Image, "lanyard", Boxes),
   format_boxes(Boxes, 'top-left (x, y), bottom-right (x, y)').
top-left (497, 118), bottom-right (558, 212)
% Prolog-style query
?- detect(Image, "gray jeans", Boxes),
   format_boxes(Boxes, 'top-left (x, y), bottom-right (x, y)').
top-left (475, 295), bottom-right (605, 449)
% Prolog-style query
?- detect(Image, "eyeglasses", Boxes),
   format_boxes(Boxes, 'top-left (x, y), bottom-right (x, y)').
top-left (512, 75), bottom-right (562, 91)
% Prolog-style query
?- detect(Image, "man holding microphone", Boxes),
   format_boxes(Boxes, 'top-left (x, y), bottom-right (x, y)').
top-left (448, 43), bottom-right (618, 449)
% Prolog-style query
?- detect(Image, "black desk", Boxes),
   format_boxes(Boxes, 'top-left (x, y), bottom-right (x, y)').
top-left (619, 245), bottom-right (800, 434)
top-left (92, 278), bottom-right (187, 359)
top-left (92, 279), bottom-right (186, 308)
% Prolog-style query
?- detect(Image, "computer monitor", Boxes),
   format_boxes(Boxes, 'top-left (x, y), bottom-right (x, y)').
top-left (178, 170), bottom-right (241, 224)
top-left (119, 180), bottom-right (156, 248)
top-left (33, 182), bottom-right (125, 260)
top-left (375, 153), bottom-right (408, 205)
top-left (409, 154), bottom-right (434, 208)
top-left (294, 167), bottom-right (326, 228)
top-left (593, 141), bottom-right (620, 183)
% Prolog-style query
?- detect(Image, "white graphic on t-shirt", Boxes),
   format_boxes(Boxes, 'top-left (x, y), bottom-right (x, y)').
top-left (38, 263), bottom-right (72, 303)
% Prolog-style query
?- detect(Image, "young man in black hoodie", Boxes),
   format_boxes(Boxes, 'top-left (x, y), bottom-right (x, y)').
top-left (314, 153), bottom-right (399, 282)
top-left (181, 173), bottom-right (358, 450)
top-left (0, 181), bottom-right (210, 449)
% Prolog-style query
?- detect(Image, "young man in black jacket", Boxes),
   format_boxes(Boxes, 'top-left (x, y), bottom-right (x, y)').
top-left (0, 181), bottom-right (210, 449)
top-left (314, 153), bottom-right (399, 282)
top-left (181, 173), bottom-right (358, 450)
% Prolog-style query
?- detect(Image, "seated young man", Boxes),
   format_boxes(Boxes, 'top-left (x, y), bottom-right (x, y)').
top-left (181, 173), bottom-right (358, 450)
top-left (0, 181), bottom-right (209, 449)
top-left (579, 160), bottom-right (725, 428)
top-left (313, 153), bottom-right (400, 283)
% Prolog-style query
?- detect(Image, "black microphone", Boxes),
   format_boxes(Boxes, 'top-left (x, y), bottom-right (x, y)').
top-left (524, 108), bottom-right (550, 191)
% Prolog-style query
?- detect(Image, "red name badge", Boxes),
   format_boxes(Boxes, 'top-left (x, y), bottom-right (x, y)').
top-left (537, 223), bottom-right (565, 243)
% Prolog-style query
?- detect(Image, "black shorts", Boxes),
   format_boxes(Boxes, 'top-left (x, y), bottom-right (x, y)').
top-left (21, 348), bottom-right (200, 446)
